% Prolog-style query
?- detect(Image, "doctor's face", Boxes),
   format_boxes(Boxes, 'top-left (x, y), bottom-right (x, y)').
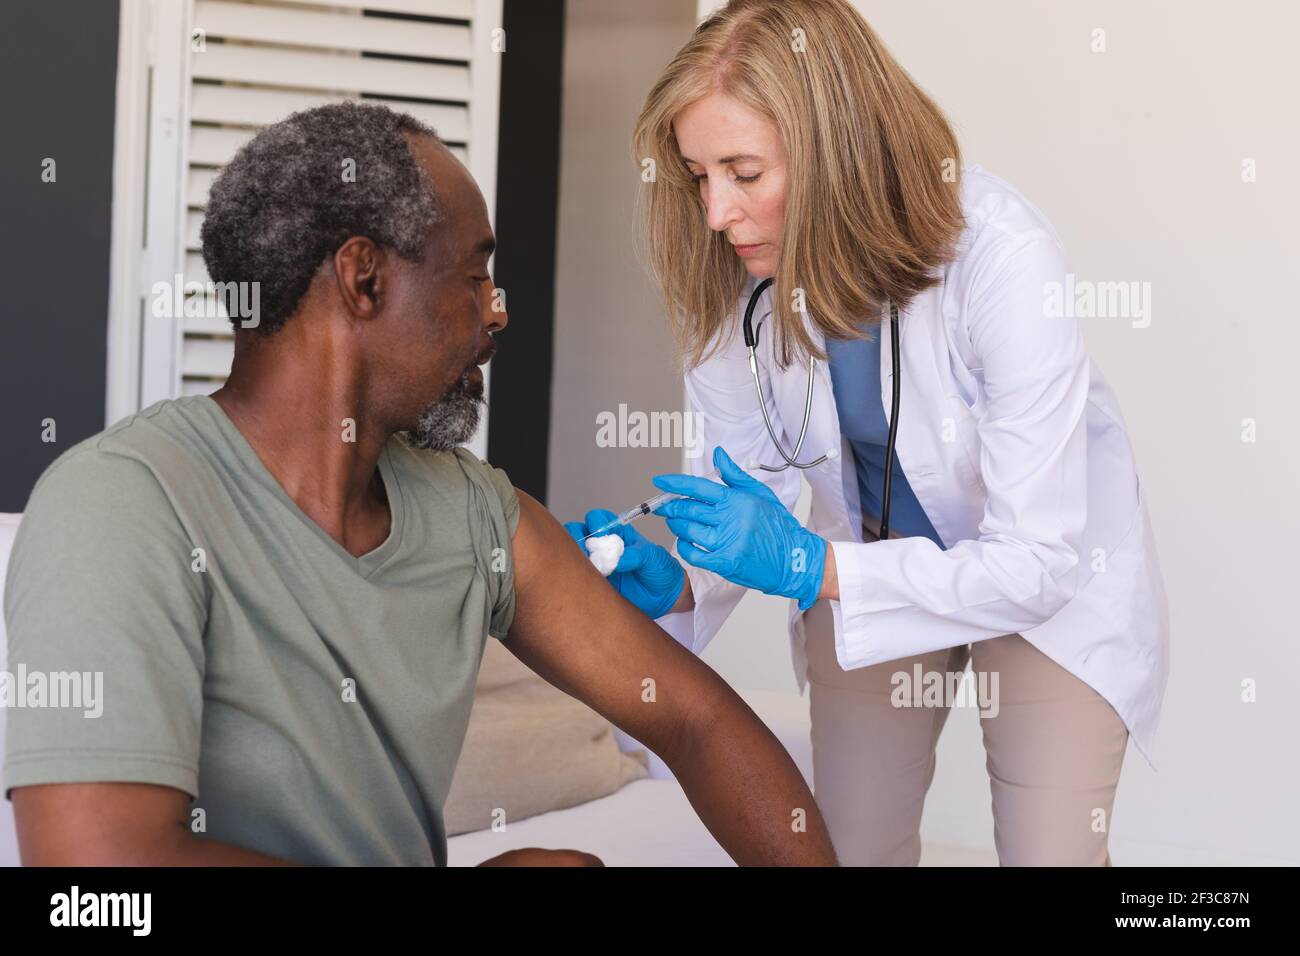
top-left (674, 92), bottom-right (788, 279)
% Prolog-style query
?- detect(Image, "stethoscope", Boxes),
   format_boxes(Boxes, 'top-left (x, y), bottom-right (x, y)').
top-left (742, 276), bottom-right (902, 539)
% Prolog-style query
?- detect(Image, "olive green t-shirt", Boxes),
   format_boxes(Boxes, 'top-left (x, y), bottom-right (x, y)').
top-left (2, 395), bottom-right (519, 865)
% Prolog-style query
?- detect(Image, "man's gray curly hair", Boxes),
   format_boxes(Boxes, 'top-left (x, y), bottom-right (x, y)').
top-left (200, 101), bottom-right (445, 335)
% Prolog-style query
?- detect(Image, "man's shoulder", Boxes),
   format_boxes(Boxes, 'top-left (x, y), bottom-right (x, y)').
top-left (7, 405), bottom-right (207, 626)
top-left (20, 399), bottom-right (215, 530)
top-left (386, 438), bottom-right (520, 537)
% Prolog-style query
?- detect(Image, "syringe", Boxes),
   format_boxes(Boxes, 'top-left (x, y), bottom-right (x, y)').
top-left (581, 467), bottom-right (724, 540)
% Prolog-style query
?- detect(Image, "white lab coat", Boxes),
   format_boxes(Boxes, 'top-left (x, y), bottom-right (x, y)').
top-left (654, 165), bottom-right (1170, 768)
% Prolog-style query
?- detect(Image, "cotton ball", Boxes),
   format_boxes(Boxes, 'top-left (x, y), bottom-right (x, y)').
top-left (584, 534), bottom-right (625, 576)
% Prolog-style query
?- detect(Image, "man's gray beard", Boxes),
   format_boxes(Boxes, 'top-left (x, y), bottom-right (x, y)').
top-left (409, 369), bottom-right (484, 452)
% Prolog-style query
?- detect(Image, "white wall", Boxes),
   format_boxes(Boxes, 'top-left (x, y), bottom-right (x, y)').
top-left (689, 0), bottom-right (1299, 864)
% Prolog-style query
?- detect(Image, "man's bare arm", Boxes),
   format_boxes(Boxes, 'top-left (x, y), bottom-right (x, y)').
top-left (12, 782), bottom-right (298, 865)
top-left (11, 783), bottom-right (591, 867)
top-left (505, 490), bottom-right (838, 866)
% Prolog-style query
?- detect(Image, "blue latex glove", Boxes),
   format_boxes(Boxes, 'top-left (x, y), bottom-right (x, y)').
top-left (564, 509), bottom-right (686, 620)
top-left (651, 446), bottom-right (827, 611)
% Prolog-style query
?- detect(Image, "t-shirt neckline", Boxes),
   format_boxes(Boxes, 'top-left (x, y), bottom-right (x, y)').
top-left (192, 394), bottom-right (406, 577)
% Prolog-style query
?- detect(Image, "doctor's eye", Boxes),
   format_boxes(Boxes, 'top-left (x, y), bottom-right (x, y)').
top-left (690, 172), bottom-right (760, 184)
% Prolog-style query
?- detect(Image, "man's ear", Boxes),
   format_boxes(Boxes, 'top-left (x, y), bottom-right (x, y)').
top-left (332, 236), bottom-right (386, 320)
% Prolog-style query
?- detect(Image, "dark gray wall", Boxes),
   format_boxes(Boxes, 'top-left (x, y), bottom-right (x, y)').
top-left (0, 0), bottom-right (120, 512)
top-left (487, 0), bottom-right (566, 505)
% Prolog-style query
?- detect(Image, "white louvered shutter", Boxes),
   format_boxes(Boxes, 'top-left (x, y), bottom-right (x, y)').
top-left (114, 0), bottom-right (502, 454)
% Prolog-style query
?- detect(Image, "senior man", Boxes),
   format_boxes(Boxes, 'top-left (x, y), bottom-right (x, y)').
top-left (3, 103), bottom-right (836, 867)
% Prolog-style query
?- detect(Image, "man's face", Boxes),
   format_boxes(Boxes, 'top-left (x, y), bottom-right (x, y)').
top-left (381, 136), bottom-right (505, 451)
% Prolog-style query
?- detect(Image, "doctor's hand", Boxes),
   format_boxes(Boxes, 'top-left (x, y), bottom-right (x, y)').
top-left (652, 446), bottom-right (828, 611)
top-left (564, 511), bottom-right (686, 620)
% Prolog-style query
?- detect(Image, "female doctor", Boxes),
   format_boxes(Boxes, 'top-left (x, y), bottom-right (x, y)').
top-left (566, 0), bottom-right (1169, 866)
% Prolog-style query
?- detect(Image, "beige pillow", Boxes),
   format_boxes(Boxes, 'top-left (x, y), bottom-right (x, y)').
top-left (443, 637), bottom-right (649, 836)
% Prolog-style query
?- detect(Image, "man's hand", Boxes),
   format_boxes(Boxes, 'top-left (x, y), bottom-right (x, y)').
top-left (477, 848), bottom-right (603, 866)
top-left (506, 489), bottom-right (838, 866)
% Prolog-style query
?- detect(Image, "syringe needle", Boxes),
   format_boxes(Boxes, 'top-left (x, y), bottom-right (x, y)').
top-left (580, 467), bottom-right (722, 540)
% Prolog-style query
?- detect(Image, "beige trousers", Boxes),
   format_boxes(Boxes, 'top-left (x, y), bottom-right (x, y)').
top-left (804, 514), bottom-right (1129, 866)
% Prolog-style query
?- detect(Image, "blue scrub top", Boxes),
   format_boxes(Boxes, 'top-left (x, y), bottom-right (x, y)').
top-left (823, 324), bottom-right (946, 549)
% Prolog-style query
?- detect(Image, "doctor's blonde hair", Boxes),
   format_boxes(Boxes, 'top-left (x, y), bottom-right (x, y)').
top-left (633, 0), bottom-right (965, 368)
